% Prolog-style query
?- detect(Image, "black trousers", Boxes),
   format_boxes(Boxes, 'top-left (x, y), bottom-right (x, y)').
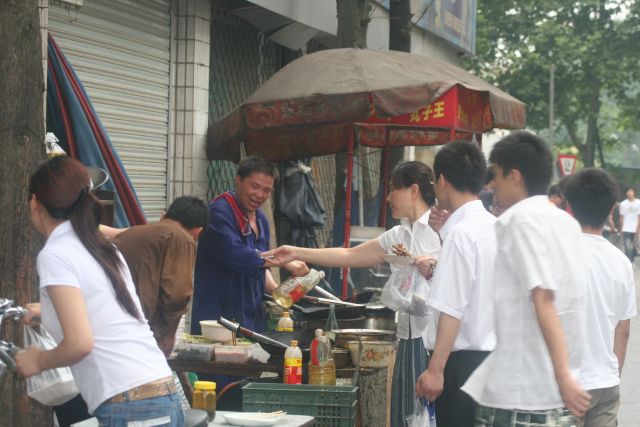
top-left (433, 350), bottom-right (490, 427)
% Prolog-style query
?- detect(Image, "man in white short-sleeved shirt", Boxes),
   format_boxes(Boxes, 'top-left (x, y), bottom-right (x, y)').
top-left (462, 131), bottom-right (591, 427)
top-left (564, 168), bottom-right (636, 427)
top-left (415, 141), bottom-right (497, 427)
top-left (618, 187), bottom-right (640, 262)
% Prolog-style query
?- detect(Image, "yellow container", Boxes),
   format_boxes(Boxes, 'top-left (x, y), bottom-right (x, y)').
top-left (192, 380), bottom-right (216, 422)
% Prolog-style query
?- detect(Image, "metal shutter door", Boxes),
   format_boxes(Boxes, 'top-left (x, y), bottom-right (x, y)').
top-left (49, 0), bottom-right (171, 222)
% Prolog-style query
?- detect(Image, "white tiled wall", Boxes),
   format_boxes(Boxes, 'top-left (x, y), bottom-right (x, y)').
top-left (172, 0), bottom-right (210, 201)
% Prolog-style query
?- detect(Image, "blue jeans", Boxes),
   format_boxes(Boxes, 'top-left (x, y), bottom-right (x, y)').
top-left (94, 393), bottom-right (184, 427)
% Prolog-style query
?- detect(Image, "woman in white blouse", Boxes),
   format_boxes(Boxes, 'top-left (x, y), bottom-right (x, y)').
top-left (15, 157), bottom-right (183, 426)
top-left (263, 161), bottom-right (441, 426)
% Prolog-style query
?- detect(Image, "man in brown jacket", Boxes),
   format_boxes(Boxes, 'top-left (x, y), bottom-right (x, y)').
top-left (113, 196), bottom-right (209, 356)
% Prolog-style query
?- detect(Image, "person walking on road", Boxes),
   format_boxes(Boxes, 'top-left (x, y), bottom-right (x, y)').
top-left (618, 187), bottom-right (640, 262)
top-left (462, 131), bottom-right (591, 426)
top-left (565, 168), bottom-right (636, 427)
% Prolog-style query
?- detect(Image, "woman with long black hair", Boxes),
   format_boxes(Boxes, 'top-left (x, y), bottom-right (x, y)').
top-left (15, 156), bottom-right (183, 426)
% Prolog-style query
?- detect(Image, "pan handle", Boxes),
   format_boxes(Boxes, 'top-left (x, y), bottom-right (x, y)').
top-left (311, 284), bottom-right (342, 302)
top-left (219, 316), bottom-right (287, 349)
top-left (301, 295), bottom-right (364, 307)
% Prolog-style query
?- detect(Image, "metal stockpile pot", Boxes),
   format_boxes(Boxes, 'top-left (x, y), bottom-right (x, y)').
top-left (332, 329), bottom-right (397, 350)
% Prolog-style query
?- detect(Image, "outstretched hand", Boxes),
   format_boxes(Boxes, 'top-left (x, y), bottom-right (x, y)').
top-left (284, 260), bottom-right (310, 277)
top-left (261, 245), bottom-right (298, 267)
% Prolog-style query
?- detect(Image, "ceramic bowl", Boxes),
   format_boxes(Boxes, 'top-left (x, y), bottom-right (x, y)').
top-left (347, 340), bottom-right (397, 368)
top-left (200, 320), bottom-right (233, 343)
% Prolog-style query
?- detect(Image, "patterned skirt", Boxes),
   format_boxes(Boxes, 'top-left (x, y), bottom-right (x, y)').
top-left (391, 337), bottom-right (429, 427)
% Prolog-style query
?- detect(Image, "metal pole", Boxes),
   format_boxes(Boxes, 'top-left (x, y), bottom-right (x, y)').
top-left (549, 64), bottom-right (555, 144)
top-left (380, 143), bottom-right (390, 228)
top-left (342, 127), bottom-right (355, 300)
top-left (358, 145), bottom-right (364, 226)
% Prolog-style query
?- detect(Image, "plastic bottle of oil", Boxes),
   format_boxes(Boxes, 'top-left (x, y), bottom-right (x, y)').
top-left (308, 329), bottom-right (336, 385)
top-left (277, 311), bottom-right (294, 332)
top-left (272, 269), bottom-right (325, 309)
top-left (283, 340), bottom-right (303, 384)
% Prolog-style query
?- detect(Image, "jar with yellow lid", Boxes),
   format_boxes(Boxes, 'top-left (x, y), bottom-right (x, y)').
top-left (192, 380), bottom-right (216, 422)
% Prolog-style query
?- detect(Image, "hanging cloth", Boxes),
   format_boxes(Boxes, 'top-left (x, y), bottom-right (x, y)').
top-left (46, 35), bottom-right (146, 227)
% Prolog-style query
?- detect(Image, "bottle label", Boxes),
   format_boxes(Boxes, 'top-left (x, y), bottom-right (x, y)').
top-left (288, 285), bottom-right (306, 303)
top-left (284, 357), bottom-right (302, 384)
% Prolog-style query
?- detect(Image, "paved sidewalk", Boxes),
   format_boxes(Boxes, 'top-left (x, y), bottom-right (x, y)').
top-left (616, 260), bottom-right (640, 426)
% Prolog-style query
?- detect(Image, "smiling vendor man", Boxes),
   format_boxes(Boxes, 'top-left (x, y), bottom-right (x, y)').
top-left (191, 156), bottom-right (308, 335)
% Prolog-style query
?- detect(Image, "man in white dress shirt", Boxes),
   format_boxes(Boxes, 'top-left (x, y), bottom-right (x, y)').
top-left (462, 131), bottom-right (591, 427)
top-left (564, 168), bottom-right (636, 427)
top-left (415, 141), bottom-right (497, 426)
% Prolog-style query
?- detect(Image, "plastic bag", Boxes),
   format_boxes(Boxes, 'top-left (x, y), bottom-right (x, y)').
top-left (23, 325), bottom-right (79, 406)
top-left (406, 396), bottom-right (437, 426)
top-left (381, 266), bottom-right (430, 316)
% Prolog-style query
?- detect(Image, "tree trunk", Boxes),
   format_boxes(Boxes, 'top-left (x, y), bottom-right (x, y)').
top-left (386, 0), bottom-right (411, 226)
top-left (333, 0), bottom-right (371, 231)
top-left (583, 74), bottom-right (601, 167)
top-left (389, 0), bottom-right (412, 51)
top-left (336, 0), bottom-right (371, 48)
top-left (0, 1), bottom-right (48, 426)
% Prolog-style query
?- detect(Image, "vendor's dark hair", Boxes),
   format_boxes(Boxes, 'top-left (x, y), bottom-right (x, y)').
top-left (433, 140), bottom-right (486, 194)
top-left (29, 157), bottom-right (142, 321)
top-left (165, 196), bottom-right (209, 229)
top-left (565, 168), bottom-right (618, 229)
top-left (489, 131), bottom-right (552, 196)
top-left (390, 161), bottom-right (436, 207)
top-left (237, 156), bottom-right (277, 180)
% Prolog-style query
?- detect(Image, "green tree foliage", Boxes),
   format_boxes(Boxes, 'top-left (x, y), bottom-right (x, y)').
top-left (468, 0), bottom-right (640, 166)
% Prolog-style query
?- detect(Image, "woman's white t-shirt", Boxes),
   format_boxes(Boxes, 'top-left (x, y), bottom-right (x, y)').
top-left (378, 210), bottom-right (441, 339)
top-left (37, 221), bottom-right (171, 413)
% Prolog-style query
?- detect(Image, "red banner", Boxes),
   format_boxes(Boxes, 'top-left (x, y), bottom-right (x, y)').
top-left (366, 85), bottom-right (491, 133)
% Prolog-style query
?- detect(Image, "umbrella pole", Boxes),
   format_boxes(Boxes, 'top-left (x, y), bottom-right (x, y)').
top-left (379, 129), bottom-right (390, 227)
top-left (342, 126), bottom-right (355, 300)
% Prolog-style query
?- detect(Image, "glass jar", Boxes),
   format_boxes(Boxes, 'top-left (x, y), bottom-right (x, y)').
top-left (192, 380), bottom-right (216, 422)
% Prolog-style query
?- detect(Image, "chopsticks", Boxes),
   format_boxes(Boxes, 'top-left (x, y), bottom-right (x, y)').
top-left (246, 410), bottom-right (286, 419)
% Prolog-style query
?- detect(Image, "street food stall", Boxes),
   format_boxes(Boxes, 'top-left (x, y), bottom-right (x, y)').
top-left (207, 48), bottom-right (526, 300)
top-left (181, 47), bottom-right (526, 426)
